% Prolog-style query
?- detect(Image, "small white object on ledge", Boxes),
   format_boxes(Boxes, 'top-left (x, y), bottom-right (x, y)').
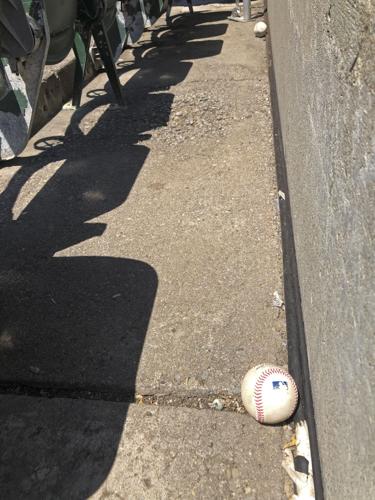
top-left (254, 21), bottom-right (268, 38)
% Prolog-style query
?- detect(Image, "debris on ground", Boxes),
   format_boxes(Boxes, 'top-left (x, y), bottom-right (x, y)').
top-left (273, 291), bottom-right (285, 310)
top-left (138, 394), bottom-right (245, 413)
top-left (209, 398), bottom-right (224, 411)
top-left (283, 435), bottom-right (298, 449)
top-left (282, 420), bottom-right (315, 499)
top-left (278, 190), bottom-right (286, 200)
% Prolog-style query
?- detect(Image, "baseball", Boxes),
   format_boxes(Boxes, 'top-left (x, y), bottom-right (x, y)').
top-left (241, 364), bottom-right (298, 424)
top-left (254, 21), bottom-right (267, 38)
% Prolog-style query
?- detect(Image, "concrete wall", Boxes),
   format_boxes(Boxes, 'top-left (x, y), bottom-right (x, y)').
top-left (268, 1), bottom-right (375, 497)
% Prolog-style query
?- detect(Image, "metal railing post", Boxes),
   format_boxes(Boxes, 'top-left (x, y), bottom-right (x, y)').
top-left (228, 0), bottom-right (252, 23)
top-left (243, 0), bottom-right (251, 21)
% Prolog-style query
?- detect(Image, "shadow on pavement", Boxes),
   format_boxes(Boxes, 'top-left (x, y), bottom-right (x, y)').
top-left (0, 10), bottom-right (228, 498)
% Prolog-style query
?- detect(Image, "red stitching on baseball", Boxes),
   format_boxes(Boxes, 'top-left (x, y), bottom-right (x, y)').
top-left (253, 367), bottom-right (298, 422)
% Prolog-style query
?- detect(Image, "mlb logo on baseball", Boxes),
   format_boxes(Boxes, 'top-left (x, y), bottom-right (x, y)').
top-left (241, 364), bottom-right (299, 424)
top-left (272, 380), bottom-right (289, 390)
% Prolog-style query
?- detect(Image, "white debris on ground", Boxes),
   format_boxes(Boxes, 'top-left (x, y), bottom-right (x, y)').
top-left (278, 190), bottom-right (286, 200)
top-left (209, 398), bottom-right (224, 411)
top-left (273, 290), bottom-right (285, 309)
top-left (283, 420), bottom-right (315, 499)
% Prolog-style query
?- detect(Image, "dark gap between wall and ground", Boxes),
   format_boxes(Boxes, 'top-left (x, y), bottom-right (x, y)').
top-left (265, 3), bottom-right (325, 499)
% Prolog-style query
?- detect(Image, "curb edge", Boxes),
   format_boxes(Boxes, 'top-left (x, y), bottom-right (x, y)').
top-left (264, 3), bottom-right (325, 498)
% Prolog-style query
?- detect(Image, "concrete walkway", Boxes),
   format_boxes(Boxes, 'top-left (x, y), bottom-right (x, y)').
top-left (0, 4), bottom-right (288, 498)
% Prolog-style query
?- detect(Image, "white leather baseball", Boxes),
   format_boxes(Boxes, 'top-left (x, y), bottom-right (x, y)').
top-left (241, 364), bottom-right (298, 424)
top-left (254, 21), bottom-right (267, 38)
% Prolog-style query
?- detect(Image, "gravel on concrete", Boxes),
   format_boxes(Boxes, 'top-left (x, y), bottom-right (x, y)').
top-left (0, 6), bottom-right (286, 396)
top-left (0, 4), bottom-right (289, 498)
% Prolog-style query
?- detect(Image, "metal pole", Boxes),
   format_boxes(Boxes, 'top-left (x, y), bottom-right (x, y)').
top-left (243, 0), bottom-right (251, 22)
top-left (228, 0), bottom-right (252, 23)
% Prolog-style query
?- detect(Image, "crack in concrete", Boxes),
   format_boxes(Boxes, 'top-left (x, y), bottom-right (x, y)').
top-left (136, 393), bottom-right (245, 413)
top-left (0, 383), bottom-right (246, 413)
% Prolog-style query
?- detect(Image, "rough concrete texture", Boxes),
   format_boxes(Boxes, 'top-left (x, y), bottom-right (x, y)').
top-left (0, 5), bottom-right (286, 397)
top-left (0, 4), bottom-right (288, 497)
top-left (268, 1), bottom-right (375, 497)
top-left (0, 395), bottom-right (286, 499)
